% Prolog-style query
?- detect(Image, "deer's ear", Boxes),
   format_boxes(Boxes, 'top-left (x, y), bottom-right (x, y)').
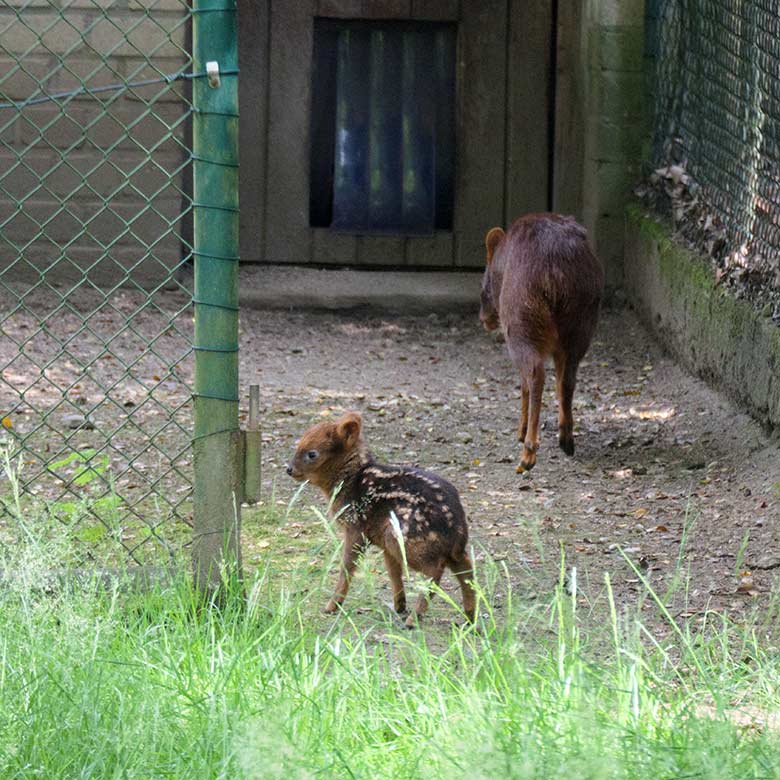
top-left (485, 227), bottom-right (505, 265)
top-left (336, 411), bottom-right (362, 447)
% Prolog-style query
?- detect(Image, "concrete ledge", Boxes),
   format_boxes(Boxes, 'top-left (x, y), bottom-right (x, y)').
top-left (625, 207), bottom-right (780, 430)
top-left (238, 264), bottom-right (483, 314)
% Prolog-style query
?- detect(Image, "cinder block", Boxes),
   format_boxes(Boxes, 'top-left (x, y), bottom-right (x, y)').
top-left (0, 114), bottom-right (21, 147)
top-left (87, 14), bottom-right (187, 60)
top-left (411, 0), bottom-right (459, 19)
top-left (593, 69), bottom-right (646, 122)
top-left (121, 55), bottom-right (189, 82)
top-left (42, 15), bottom-right (91, 54)
top-left (597, 0), bottom-right (644, 27)
top-left (594, 213), bottom-right (625, 289)
top-left (589, 25), bottom-right (645, 72)
top-left (0, 152), bottom-right (47, 200)
top-left (596, 160), bottom-right (641, 213)
top-left (587, 115), bottom-right (647, 162)
top-left (317, 0), bottom-right (362, 16)
top-left (361, 0), bottom-right (412, 19)
top-left (21, 106), bottom-right (88, 149)
top-left (129, 0), bottom-right (189, 11)
top-left (64, 0), bottom-right (125, 9)
top-left (1, 0), bottom-right (52, 8)
top-left (0, 15), bottom-right (68, 55)
top-left (47, 56), bottom-right (127, 98)
top-left (0, 56), bottom-right (57, 100)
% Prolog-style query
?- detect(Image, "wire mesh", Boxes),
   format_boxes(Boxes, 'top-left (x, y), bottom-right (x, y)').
top-left (0, 0), bottom-right (196, 564)
top-left (649, 0), bottom-right (780, 302)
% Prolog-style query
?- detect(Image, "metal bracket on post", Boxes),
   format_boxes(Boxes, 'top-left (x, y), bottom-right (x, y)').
top-left (206, 60), bottom-right (221, 88)
top-left (243, 385), bottom-right (262, 504)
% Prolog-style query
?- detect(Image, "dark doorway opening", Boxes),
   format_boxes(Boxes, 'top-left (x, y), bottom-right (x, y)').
top-left (309, 18), bottom-right (456, 235)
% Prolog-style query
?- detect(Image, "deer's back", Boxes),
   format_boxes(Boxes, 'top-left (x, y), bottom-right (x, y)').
top-left (498, 214), bottom-right (604, 356)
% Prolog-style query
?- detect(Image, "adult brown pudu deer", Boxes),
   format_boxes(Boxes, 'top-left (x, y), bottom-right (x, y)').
top-left (479, 213), bottom-right (604, 472)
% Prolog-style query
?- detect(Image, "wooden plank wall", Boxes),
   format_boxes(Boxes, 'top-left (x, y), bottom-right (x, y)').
top-left (237, 0), bottom-right (268, 263)
top-left (239, 0), bottom-right (559, 268)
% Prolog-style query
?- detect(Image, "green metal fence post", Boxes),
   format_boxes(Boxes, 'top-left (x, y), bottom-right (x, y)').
top-left (191, 0), bottom-right (242, 595)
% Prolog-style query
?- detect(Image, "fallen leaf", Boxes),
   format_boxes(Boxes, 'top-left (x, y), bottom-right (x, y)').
top-left (2, 416), bottom-right (12, 430)
top-left (737, 571), bottom-right (756, 594)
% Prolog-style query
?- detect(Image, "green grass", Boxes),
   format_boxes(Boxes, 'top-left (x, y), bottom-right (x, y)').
top-left (3, 470), bottom-right (780, 777)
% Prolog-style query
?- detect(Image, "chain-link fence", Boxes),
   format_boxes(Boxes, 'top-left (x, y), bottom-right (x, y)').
top-left (648, 0), bottom-right (780, 307)
top-left (0, 0), bottom-right (199, 565)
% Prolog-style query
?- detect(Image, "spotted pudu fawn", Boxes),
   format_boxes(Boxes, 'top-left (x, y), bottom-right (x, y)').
top-left (287, 411), bottom-right (476, 628)
top-left (479, 213), bottom-right (604, 472)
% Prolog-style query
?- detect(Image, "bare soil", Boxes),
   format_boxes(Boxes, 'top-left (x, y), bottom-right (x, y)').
top-left (4, 284), bottom-right (779, 628)
top-left (244, 304), bottom-right (780, 628)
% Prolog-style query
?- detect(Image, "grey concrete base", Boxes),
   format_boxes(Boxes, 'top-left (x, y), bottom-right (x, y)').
top-left (238, 264), bottom-right (483, 314)
top-left (625, 208), bottom-right (780, 431)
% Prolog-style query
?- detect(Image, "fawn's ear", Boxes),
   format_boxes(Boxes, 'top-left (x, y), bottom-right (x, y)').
top-left (336, 411), bottom-right (362, 448)
top-left (485, 227), bottom-right (505, 265)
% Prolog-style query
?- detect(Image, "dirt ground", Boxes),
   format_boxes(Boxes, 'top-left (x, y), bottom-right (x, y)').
top-left (243, 303), bottom-right (780, 628)
top-left (3, 284), bottom-right (779, 625)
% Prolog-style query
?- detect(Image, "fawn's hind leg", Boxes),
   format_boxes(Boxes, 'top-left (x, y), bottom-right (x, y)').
top-left (383, 549), bottom-right (407, 614)
top-left (405, 560), bottom-right (446, 629)
top-left (451, 554), bottom-right (476, 623)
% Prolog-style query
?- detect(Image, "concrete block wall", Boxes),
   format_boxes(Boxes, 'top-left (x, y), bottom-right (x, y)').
top-left (579, 0), bottom-right (647, 296)
top-left (626, 210), bottom-right (780, 430)
top-left (0, 0), bottom-right (190, 289)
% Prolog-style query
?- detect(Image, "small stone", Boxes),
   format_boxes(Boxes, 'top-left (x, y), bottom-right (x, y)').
top-left (63, 413), bottom-right (94, 430)
top-left (754, 553), bottom-right (780, 570)
top-left (456, 431), bottom-right (473, 444)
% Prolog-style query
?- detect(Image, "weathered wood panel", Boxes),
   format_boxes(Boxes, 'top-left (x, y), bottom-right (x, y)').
top-left (357, 235), bottom-right (406, 266)
top-left (312, 229), bottom-right (358, 265)
top-left (506, 0), bottom-right (552, 224)
top-left (265, 1), bottom-right (314, 263)
top-left (553, 1), bottom-right (586, 217)
top-left (238, 0), bottom-right (268, 263)
top-left (318, 0), bottom-right (362, 16)
top-left (410, 0), bottom-right (459, 21)
top-left (405, 233), bottom-right (453, 267)
top-left (455, 0), bottom-right (507, 267)
top-left (361, 0), bottom-right (412, 18)
top-left (243, 0), bottom-right (559, 269)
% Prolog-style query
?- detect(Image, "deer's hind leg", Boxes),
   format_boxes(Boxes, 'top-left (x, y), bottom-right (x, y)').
top-left (554, 351), bottom-right (578, 457)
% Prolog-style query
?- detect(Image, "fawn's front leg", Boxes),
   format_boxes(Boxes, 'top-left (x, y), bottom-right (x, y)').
top-left (324, 529), bottom-right (367, 614)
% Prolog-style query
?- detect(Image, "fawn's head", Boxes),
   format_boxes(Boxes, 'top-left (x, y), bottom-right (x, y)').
top-left (287, 411), bottom-right (364, 491)
top-left (479, 226), bottom-right (505, 332)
